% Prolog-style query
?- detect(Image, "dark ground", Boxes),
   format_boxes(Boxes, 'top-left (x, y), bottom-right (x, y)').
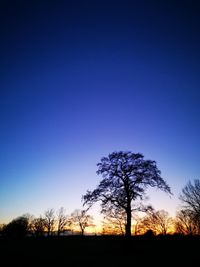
top-left (0, 235), bottom-right (199, 266)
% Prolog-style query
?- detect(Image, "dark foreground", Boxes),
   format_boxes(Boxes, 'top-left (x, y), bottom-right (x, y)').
top-left (0, 235), bottom-right (199, 266)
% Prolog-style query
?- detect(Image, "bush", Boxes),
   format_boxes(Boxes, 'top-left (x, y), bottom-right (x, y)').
top-left (3, 216), bottom-right (29, 238)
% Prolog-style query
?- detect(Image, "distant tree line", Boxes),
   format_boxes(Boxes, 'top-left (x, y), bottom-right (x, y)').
top-left (0, 208), bottom-right (94, 238)
top-left (1, 151), bottom-right (200, 237)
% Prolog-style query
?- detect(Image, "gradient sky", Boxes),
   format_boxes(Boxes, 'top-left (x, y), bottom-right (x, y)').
top-left (1, 0), bottom-right (200, 224)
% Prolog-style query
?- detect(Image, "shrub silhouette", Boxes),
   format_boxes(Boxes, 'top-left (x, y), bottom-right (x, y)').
top-left (3, 216), bottom-right (28, 238)
top-left (143, 229), bottom-right (155, 237)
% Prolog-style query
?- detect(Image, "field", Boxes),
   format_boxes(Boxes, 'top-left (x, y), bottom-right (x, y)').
top-left (0, 235), bottom-right (199, 266)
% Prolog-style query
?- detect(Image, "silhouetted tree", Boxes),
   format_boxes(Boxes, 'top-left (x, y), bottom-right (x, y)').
top-left (138, 209), bottom-right (173, 235)
top-left (179, 179), bottom-right (200, 234)
top-left (22, 213), bottom-right (35, 235)
top-left (175, 209), bottom-right (198, 235)
top-left (3, 216), bottom-right (29, 238)
top-left (31, 217), bottom-right (46, 237)
top-left (83, 151), bottom-right (172, 237)
top-left (70, 209), bottom-right (94, 235)
top-left (44, 209), bottom-right (55, 236)
top-left (101, 206), bottom-right (126, 235)
top-left (57, 207), bottom-right (68, 236)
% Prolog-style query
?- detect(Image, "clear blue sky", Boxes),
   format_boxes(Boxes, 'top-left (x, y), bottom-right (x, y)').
top-left (1, 0), bottom-right (200, 224)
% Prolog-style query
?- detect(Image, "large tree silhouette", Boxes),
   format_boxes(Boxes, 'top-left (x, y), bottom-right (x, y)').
top-left (83, 151), bottom-right (172, 237)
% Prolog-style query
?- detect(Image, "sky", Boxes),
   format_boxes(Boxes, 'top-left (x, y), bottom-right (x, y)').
top-left (0, 0), bottom-right (200, 225)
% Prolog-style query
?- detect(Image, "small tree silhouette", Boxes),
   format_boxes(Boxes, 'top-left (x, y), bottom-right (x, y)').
top-left (44, 209), bottom-right (55, 236)
top-left (57, 207), bottom-right (68, 236)
top-left (70, 209), bottom-right (94, 235)
top-left (31, 217), bottom-right (46, 237)
top-left (179, 179), bottom-right (200, 234)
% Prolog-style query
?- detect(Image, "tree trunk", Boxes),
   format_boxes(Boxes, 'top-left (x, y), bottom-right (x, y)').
top-left (80, 224), bottom-right (84, 235)
top-left (81, 228), bottom-right (84, 235)
top-left (125, 205), bottom-right (132, 237)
